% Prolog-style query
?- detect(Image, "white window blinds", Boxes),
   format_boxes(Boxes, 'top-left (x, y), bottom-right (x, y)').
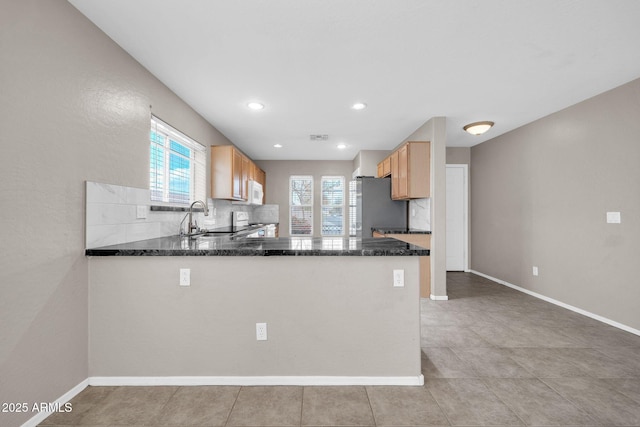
top-left (150, 116), bottom-right (206, 205)
top-left (321, 176), bottom-right (344, 236)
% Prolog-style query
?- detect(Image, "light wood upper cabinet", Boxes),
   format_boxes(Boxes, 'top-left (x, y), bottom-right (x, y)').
top-left (377, 157), bottom-right (391, 178)
top-left (241, 155), bottom-right (250, 200)
top-left (211, 145), bottom-right (266, 201)
top-left (390, 150), bottom-right (400, 198)
top-left (391, 141), bottom-right (429, 200)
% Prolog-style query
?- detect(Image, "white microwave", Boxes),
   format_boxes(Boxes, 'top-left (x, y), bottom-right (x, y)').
top-left (248, 180), bottom-right (264, 205)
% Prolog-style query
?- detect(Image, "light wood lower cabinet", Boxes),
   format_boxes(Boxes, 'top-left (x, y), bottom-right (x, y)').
top-left (373, 232), bottom-right (431, 298)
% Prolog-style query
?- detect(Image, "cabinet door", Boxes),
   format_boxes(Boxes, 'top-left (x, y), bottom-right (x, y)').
top-left (232, 149), bottom-right (243, 199)
top-left (377, 161), bottom-right (384, 178)
top-left (391, 151), bottom-right (399, 199)
top-left (249, 161), bottom-right (256, 182)
top-left (383, 157), bottom-right (391, 176)
top-left (241, 155), bottom-right (250, 200)
top-left (397, 144), bottom-right (409, 199)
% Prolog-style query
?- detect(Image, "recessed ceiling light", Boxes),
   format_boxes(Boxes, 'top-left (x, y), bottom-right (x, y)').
top-left (273, 144), bottom-right (283, 148)
top-left (247, 102), bottom-right (264, 110)
top-left (351, 102), bottom-right (367, 110)
top-left (463, 121), bottom-right (494, 135)
top-left (337, 143), bottom-right (347, 150)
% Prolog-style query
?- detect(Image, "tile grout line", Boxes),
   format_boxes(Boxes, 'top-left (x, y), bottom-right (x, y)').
top-left (477, 377), bottom-right (528, 427)
top-left (222, 385), bottom-right (243, 427)
top-left (363, 385), bottom-right (377, 427)
top-left (537, 377), bottom-right (601, 425)
top-left (422, 380), bottom-right (453, 427)
top-left (300, 386), bottom-right (305, 427)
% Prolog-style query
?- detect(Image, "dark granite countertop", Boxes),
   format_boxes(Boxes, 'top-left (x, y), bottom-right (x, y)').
top-left (85, 235), bottom-right (429, 257)
top-left (372, 227), bottom-right (432, 235)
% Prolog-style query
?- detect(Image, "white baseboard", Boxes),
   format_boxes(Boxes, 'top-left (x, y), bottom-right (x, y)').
top-left (89, 374), bottom-right (425, 386)
top-left (468, 269), bottom-right (640, 337)
top-left (21, 378), bottom-right (88, 427)
top-left (430, 294), bottom-right (449, 301)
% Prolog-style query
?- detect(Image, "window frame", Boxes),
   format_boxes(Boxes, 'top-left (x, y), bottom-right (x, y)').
top-left (321, 176), bottom-right (345, 236)
top-left (150, 116), bottom-right (206, 207)
top-left (289, 175), bottom-right (314, 236)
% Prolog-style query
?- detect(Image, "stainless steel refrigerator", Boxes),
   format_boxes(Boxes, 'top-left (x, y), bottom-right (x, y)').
top-left (354, 177), bottom-right (407, 238)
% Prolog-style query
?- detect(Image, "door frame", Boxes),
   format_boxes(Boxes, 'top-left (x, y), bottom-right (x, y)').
top-left (446, 164), bottom-right (469, 272)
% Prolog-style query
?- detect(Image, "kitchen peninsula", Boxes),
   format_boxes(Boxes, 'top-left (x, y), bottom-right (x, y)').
top-left (86, 234), bottom-right (428, 386)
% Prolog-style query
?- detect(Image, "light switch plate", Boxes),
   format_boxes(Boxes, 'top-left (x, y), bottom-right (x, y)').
top-left (607, 212), bottom-right (621, 223)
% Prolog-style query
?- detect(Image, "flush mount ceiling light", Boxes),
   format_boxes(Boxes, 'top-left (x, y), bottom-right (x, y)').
top-left (273, 144), bottom-right (283, 148)
top-left (351, 102), bottom-right (367, 110)
top-left (463, 121), bottom-right (494, 135)
top-left (247, 102), bottom-right (264, 110)
top-left (337, 143), bottom-right (347, 150)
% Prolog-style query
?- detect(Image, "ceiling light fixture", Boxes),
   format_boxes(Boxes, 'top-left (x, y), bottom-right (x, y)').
top-left (351, 102), bottom-right (367, 110)
top-left (337, 143), bottom-right (347, 150)
top-left (463, 121), bottom-right (494, 135)
top-left (273, 144), bottom-right (283, 148)
top-left (247, 102), bottom-right (264, 110)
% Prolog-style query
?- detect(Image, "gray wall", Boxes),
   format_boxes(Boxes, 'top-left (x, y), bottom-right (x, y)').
top-left (470, 77), bottom-right (640, 331)
top-left (446, 147), bottom-right (471, 165)
top-left (89, 256), bottom-right (421, 379)
top-left (353, 150), bottom-right (391, 177)
top-left (255, 160), bottom-right (354, 237)
top-left (0, 2), bottom-right (231, 425)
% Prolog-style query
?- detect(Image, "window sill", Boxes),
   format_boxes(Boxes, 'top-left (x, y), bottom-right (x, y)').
top-left (150, 205), bottom-right (205, 213)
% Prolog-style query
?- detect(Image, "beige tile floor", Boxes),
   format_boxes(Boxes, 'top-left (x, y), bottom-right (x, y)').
top-left (41, 272), bottom-right (640, 426)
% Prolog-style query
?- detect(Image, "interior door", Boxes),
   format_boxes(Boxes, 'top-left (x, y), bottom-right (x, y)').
top-left (446, 165), bottom-right (467, 271)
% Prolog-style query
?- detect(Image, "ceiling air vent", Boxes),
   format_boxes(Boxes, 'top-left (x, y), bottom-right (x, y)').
top-left (309, 134), bottom-right (329, 141)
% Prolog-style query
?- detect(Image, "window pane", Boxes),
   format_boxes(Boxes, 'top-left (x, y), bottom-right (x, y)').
top-left (321, 176), bottom-right (344, 236)
top-left (170, 139), bottom-right (191, 157)
top-left (150, 141), bottom-right (165, 202)
top-left (291, 178), bottom-right (312, 205)
top-left (290, 206), bottom-right (312, 235)
top-left (322, 178), bottom-right (343, 205)
top-left (321, 206), bottom-right (343, 235)
top-left (168, 153), bottom-right (190, 204)
top-left (349, 180), bottom-right (357, 236)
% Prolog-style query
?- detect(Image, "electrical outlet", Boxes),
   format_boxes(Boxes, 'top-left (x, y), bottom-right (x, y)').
top-left (256, 323), bottom-right (267, 341)
top-left (393, 269), bottom-right (405, 287)
top-left (532, 266), bottom-right (539, 276)
top-left (136, 205), bottom-right (147, 219)
top-left (179, 268), bottom-right (190, 286)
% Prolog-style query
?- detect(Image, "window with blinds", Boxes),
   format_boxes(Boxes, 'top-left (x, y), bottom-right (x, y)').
top-left (150, 116), bottom-right (206, 205)
top-left (349, 180), bottom-right (357, 236)
top-left (290, 176), bottom-right (313, 235)
top-left (321, 176), bottom-right (344, 236)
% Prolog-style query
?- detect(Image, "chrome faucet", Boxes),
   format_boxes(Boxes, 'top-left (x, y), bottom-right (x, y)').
top-left (179, 200), bottom-right (209, 236)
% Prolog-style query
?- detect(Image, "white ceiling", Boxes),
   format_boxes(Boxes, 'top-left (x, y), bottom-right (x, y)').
top-left (68, 0), bottom-right (640, 161)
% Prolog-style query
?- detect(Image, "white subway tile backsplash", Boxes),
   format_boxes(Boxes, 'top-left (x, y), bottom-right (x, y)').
top-left (86, 224), bottom-right (126, 248)
top-left (86, 181), bottom-right (280, 248)
top-left (86, 181), bottom-right (128, 204)
top-left (409, 198), bottom-right (431, 231)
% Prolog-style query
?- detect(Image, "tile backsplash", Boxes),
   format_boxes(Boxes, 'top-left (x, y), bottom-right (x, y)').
top-left (86, 181), bottom-right (279, 248)
top-left (408, 198), bottom-right (431, 231)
